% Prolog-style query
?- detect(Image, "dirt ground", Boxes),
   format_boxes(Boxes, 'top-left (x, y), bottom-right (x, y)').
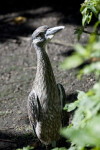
top-left (0, 2), bottom-right (95, 150)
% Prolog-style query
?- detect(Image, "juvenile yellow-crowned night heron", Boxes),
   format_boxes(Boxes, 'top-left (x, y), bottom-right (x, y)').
top-left (27, 25), bottom-right (66, 146)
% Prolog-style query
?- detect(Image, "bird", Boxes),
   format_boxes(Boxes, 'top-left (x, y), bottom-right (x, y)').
top-left (27, 25), bottom-right (67, 147)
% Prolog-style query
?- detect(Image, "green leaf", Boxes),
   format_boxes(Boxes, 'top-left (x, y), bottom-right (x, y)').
top-left (93, 20), bottom-right (100, 32)
top-left (61, 122), bottom-right (100, 147)
top-left (74, 43), bottom-right (89, 57)
top-left (80, 0), bottom-right (99, 27)
top-left (88, 5), bottom-right (98, 17)
top-left (82, 14), bottom-right (89, 26)
top-left (67, 146), bottom-right (76, 150)
top-left (60, 54), bottom-right (84, 70)
top-left (82, 62), bottom-right (100, 77)
top-left (91, 148), bottom-right (100, 150)
top-left (61, 116), bottom-right (100, 147)
top-left (61, 82), bottom-right (100, 148)
top-left (74, 27), bottom-right (84, 40)
top-left (64, 100), bottom-right (79, 112)
top-left (95, 0), bottom-right (100, 11)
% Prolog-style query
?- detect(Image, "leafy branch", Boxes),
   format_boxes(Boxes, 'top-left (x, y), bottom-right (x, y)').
top-left (60, 0), bottom-right (100, 150)
top-left (75, 0), bottom-right (100, 40)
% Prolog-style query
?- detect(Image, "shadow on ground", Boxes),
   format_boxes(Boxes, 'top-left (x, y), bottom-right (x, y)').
top-left (0, 0), bottom-right (83, 15)
top-left (0, 128), bottom-right (71, 150)
top-left (0, 0), bottom-right (83, 42)
top-left (0, 131), bottom-right (35, 150)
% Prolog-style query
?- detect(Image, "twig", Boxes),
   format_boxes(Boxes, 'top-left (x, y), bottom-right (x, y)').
top-left (83, 30), bottom-right (100, 35)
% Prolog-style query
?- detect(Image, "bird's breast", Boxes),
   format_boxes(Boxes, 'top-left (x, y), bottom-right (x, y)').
top-left (34, 75), bottom-right (60, 107)
top-left (35, 107), bottom-right (62, 145)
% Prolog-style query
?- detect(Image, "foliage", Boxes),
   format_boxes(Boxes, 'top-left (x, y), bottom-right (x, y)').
top-left (60, 0), bottom-right (100, 150)
top-left (61, 54), bottom-right (84, 70)
top-left (16, 145), bottom-right (34, 150)
top-left (61, 17), bottom-right (100, 78)
top-left (61, 34), bottom-right (100, 79)
top-left (74, 0), bottom-right (100, 40)
top-left (80, 0), bottom-right (100, 27)
top-left (61, 82), bottom-right (100, 150)
top-left (74, 27), bottom-right (84, 41)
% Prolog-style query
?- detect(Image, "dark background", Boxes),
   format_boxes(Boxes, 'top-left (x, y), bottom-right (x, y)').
top-left (0, 0), bottom-right (83, 14)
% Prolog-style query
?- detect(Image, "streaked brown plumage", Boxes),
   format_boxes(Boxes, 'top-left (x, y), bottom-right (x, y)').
top-left (27, 25), bottom-right (66, 146)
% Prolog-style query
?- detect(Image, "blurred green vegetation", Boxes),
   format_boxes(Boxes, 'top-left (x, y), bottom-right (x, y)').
top-left (16, 145), bottom-right (34, 150)
top-left (60, 0), bottom-right (100, 150)
top-left (74, 0), bottom-right (100, 40)
top-left (61, 82), bottom-right (100, 149)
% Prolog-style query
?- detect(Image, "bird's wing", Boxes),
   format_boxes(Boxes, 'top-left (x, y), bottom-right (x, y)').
top-left (57, 83), bottom-right (67, 126)
top-left (57, 83), bottom-right (66, 109)
top-left (27, 90), bottom-right (40, 132)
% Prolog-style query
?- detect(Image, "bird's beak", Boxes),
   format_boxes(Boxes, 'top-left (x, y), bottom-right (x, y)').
top-left (45, 26), bottom-right (65, 40)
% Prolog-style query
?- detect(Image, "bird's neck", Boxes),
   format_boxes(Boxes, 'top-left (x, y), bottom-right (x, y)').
top-left (34, 44), bottom-right (56, 86)
top-left (33, 44), bottom-right (59, 107)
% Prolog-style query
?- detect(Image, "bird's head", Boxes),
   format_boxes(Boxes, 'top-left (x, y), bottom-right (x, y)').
top-left (32, 25), bottom-right (65, 46)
